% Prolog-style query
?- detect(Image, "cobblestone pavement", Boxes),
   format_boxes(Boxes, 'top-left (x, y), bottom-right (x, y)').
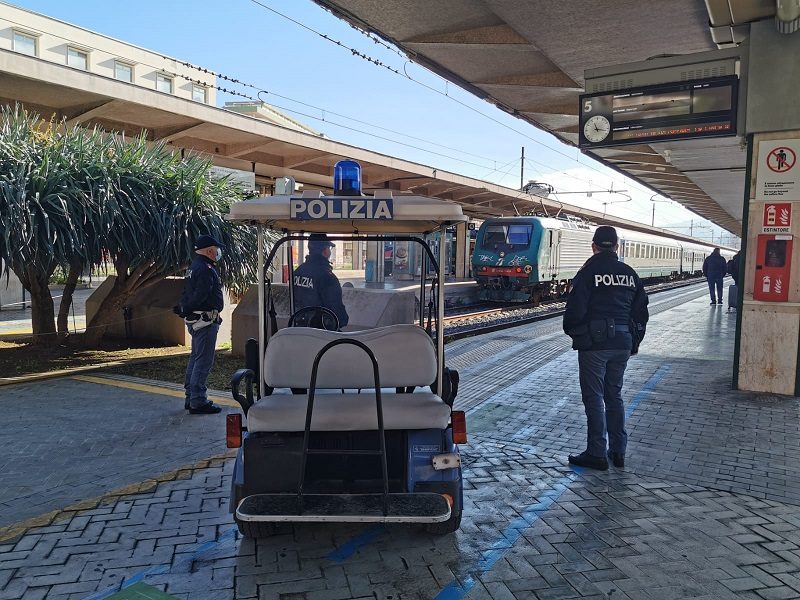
top-left (0, 376), bottom-right (238, 528)
top-left (4, 282), bottom-right (800, 599)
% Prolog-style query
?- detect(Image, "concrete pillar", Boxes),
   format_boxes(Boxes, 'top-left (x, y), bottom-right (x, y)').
top-left (734, 21), bottom-right (800, 395)
top-left (365, 239), bottom-right (384, 283)
top-left (454, 222), bottom-right (471, 278)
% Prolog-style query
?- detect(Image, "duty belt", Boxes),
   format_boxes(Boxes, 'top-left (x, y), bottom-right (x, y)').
top-left (185, 310), bottom-right (220, 331)
top-left (614, 324), bottom-right (629, 332)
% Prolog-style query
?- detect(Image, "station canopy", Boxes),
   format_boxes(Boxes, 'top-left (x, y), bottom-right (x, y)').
top-left (0, 39), bottom-right (731, 244)
top-left (312, 0), bottom-right (783, 236)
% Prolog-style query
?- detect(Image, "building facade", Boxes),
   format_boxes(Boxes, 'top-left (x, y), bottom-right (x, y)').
top-left (0, 2), bottom-right (216, 104)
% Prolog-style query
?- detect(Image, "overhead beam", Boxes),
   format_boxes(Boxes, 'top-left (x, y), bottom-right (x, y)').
top-left (64, 100), bottom-right (118, 127)
top-left (155, 123), bottom-right (207, 143)
top-left (226, 139), bottom-right (282, 158)
top-left (283, 152), bottom-right (333, 169)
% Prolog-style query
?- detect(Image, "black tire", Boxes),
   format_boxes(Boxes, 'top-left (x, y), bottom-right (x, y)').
top-left (235, 517), bottom-right (279, 539)
top-left (425, 509), bottom-right (462, 534)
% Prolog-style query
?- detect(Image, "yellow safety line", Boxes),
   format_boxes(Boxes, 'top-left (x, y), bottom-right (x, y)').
top-left (72, 374), bottom-right (239, 408)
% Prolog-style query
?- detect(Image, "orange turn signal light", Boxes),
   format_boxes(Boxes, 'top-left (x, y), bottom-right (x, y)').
top-left (226, 414), bottom-right (243, 448)
top-left (442, 493), bottom-right (454, 507)
top-left (451, 411), bottom-right (467, 444)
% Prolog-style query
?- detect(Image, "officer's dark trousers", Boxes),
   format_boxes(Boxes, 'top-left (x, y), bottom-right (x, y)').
top-left (184, 322), bottom-right (220, 409)
top-left (578, 349), bottom-right (630, 458)
top-left (707, 276), bottom-right (724, 303)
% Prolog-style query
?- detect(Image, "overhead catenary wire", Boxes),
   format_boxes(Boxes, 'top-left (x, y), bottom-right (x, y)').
top-left (243, 0), bottom-right (664, 199)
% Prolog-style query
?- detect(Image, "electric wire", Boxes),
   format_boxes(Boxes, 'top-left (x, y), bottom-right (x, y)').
top-left (243, 0), bottom-right (663, 199)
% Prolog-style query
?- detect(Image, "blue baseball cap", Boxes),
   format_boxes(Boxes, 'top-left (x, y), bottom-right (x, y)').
top-left (193, 234), bottom-right (223, 250)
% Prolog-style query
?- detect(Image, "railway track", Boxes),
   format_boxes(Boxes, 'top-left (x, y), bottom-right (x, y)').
top-left (441, 277), bottom-right (710, 343)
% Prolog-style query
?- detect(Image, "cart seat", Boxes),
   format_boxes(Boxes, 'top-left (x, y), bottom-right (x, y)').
top-left (246, 391), bottom-right (451, 432)
top-left (264, 324), bottom-right (437, 389)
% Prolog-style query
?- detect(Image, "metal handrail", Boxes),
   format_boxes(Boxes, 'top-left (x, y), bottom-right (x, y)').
top-left (297, 339), bottom-right (389, 516)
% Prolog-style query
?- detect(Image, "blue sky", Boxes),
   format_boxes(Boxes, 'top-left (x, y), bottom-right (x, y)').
top-left (12, 0), bottom-right (736, 244)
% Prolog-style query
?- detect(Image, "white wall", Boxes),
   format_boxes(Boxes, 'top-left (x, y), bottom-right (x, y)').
top-left (0, 263), bottom-right (25, 310)
top-left (0, 3), bottom-right (216, 104)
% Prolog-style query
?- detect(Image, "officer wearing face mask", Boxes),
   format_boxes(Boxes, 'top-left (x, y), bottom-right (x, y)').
top-left (563, 226), bottom-right (649, 471)
top-left (174, 234), bottom-right (225, 414)
top-left (292, 233), bottom-right (349, 329)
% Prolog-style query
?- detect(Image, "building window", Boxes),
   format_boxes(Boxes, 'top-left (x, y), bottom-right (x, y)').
top-left (114, 61), bottom-right (133, 82)
top-left (67, 47), bottom-right (89, 70)
top-left (12, 31), bottom-right (37, 56)
top-left (156, 74), bottom-right (173, 94)
top-left (192, 84), bottom-right (207, 103)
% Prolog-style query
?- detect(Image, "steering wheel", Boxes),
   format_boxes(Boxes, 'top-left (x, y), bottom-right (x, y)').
top-left (288, 306), bottom-right (340, 331)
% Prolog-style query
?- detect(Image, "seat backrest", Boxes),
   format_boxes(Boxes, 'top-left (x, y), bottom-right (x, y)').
top-left (264, 324), bottom-right (437, 389)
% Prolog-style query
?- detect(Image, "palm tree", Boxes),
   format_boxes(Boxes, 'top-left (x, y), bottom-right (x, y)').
top-left (0, 106), bottom-right (84, 343)
top-left (0, 105), bottom-right (259, 346)
top-left (81, 135), bottom-right (258, 345)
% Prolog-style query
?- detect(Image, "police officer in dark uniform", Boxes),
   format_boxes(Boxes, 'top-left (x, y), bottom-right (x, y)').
top-left (563, 226), bottom-right (649, 470)
top-left (174, 234), bottom-right (225, 414)
top-left (292, 234), bottom-right (349, 329)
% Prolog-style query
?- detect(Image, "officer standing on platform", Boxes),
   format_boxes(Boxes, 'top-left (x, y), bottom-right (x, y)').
top-left (563, 226), bottom-right (649, 470)
top-left (292, 233), bottom-right (349, 329)
top-left (174, 234), bottom-right (225, 414)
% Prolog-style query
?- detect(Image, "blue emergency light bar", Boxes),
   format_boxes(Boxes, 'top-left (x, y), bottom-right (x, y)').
top-left (334, 159), bottom-right (362, 196)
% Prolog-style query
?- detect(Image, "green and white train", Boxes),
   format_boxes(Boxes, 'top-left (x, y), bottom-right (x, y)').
top-left (472, 216), bottom-right (734, 302)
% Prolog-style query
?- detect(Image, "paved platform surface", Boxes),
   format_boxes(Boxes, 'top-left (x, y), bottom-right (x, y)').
top-left (3, 282), bottom-right (800, 599)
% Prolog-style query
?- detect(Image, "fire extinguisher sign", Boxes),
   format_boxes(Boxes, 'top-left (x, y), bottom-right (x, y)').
top-left (762, 203), bottom-right (792, 233)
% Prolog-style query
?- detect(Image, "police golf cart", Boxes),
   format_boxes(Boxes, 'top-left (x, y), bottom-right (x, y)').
top-left (225, 161), bottom-right (467, 537)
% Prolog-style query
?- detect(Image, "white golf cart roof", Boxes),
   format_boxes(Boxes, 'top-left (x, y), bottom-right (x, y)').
top-left (227, 190), bottom-right (467, 233)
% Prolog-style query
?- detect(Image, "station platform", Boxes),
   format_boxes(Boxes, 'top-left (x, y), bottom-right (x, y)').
top-left (2, 281), bottom-right (800, 599)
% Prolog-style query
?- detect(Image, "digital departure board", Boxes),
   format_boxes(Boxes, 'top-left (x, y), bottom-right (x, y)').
top-left (578, 76), bottom-right (738, 149)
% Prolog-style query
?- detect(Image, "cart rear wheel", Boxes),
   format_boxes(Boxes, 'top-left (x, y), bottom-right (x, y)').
top-left (425, 509), bottom-right (462, 534)
top-left (235, 518), bottom-right (279, 539)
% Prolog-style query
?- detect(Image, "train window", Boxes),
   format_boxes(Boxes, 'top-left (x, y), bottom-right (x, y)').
top-left (481, 224), bottom-right (533, 250)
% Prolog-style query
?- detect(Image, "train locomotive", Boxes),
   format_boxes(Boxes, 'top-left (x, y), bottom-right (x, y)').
top-left (472, 216), bottom-right (734, 302)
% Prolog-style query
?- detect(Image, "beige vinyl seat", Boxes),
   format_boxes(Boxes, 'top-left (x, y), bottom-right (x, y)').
top-left (246, 324), bottom-right (451, 433)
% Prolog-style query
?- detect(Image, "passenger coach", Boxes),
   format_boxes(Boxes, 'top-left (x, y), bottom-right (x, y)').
top-left (472, 216), bottom-right (732, 302)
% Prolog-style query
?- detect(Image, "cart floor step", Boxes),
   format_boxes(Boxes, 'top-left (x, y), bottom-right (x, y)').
top-left (236, 493), bottom-right (450, 523)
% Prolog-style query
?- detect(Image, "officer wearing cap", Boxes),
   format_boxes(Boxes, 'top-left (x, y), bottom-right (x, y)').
top-left (292, 234), bottom-right (349, 329)
top-left (563, 226), bottom-right (649, 470)
top-left (174, 234), bottom-right (225, 414)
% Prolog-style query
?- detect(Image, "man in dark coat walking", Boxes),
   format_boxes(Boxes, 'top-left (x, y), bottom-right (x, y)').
top-left (703, 248), bottom-right (728, 305)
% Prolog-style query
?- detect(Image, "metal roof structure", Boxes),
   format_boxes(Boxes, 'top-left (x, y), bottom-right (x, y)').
top-left (312, 0), bottom-right (782, 236)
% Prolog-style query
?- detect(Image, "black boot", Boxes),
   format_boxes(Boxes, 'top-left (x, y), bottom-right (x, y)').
top-left (568, 451), bottom-right (608, 471)
top-left (189, 402), bottom-right (222, 415)
top-left (607, 450), bottom-right (625, 468)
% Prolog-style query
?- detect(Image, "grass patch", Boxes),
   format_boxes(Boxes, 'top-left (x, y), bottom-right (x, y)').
top-left (0, 336), bottom-right (188, 379)
top-left (107, 350), bottom-right (246, 392)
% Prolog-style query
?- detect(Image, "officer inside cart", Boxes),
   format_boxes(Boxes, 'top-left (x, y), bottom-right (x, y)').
top-left (563, 226), bottom-right (649, 470)
top-left (292, 233), bottom-right (349, 330)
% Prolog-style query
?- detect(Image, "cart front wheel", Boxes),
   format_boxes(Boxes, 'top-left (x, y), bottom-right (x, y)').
top-left (235, 518), bottom-right (280, 539)
top-left (425, 508), bottom-right (462, 534)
